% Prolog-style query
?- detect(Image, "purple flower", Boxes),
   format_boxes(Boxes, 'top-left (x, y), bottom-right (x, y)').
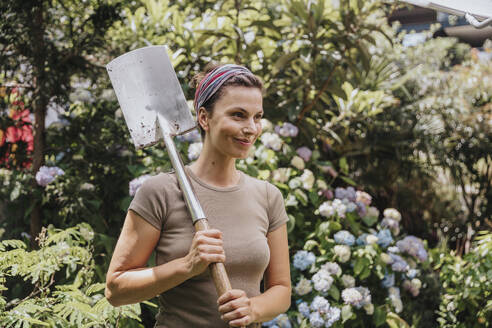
top-left (323, 189), bottom-right (334, 200)
top-left (275, 122), bottom-right (299, 137)
top-left (396, 236), bottom-right (428, 262)
top-left (35, 165), bottom-right (65, 187)
top-left (176, 129), bottom-right (201, 143)
top-left (129, 174), bottom-right (152, 196)
top-left (296, 146), bottom-right (312, 162)
top-left (334, 187), bottom-right (356, 202)
top-left (356, 201), bottom-right (367, 217)
top-left (389, 253), bottom-right (409, 272)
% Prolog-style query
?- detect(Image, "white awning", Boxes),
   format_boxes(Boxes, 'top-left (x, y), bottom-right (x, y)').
top-left (401, 0), bottom-right (492, 19)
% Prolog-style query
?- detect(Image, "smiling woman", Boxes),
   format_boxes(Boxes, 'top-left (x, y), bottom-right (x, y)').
top-left (105, 64), bottom-right (291, 328)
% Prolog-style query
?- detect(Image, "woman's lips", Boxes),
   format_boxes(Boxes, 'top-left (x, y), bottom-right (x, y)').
top-left (234, 137), bottom-right (252, 146)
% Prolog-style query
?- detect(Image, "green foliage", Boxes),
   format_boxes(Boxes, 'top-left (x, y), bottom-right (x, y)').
top-left (433, 231), bottom-right (492, 327)
top-left (0, 223), bottom-right (143, 327)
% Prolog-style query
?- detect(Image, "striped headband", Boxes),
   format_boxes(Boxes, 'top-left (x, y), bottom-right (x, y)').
top-left (194, 64), bottom-right (253, 112)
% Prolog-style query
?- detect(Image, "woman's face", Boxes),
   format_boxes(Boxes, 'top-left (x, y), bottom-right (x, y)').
top-left (199, 86), bottom-right (263, 159)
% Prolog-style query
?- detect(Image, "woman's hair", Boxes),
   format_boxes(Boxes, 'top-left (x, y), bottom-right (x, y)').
top-left (190, 63), bottom-right (263, 137)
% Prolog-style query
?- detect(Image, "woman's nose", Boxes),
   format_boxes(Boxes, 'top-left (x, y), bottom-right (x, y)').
top-left (243, 118), bottom-right (258, 135)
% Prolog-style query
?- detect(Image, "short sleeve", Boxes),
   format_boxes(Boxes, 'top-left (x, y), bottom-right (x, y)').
top-left (128, 177), bottom-right (166, 231)
top-left (266, 182), bottom-right (289, 232)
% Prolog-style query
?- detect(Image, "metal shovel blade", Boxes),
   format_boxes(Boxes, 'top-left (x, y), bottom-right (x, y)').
top-left (106, 46), bottom-right (196, 149)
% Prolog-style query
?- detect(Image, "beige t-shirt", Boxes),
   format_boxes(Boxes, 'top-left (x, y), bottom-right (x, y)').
top-left (128, 167), bottom-right (289, 328)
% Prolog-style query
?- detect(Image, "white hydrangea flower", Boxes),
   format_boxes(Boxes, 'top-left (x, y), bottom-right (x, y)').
top-left (322, 262), bottom-right (342, 276)
top-left (272, 168), bottom-right (291, 183)
top-left (285, 194), bottom-right (298, 207)
top-left (356, 190), bottom-right (372, 206)
top-left (290, 155), bottom-right (305, 170)
top-left (332, 199), bottom-right (347, 217)
top-left (388, 287), bottom-right (403, 313)
top-left (312, 269), bottom-right (334, 292)
top-left (341, 288), bottom-right (363, 305)
top-left (300, 169), bottom-right (315, 190)
top-left (260, 118), bottom-right (273, 132)
top-left (334, 245), bottom-right (351, 263)
top-left (188, 142), bottom-right (203, 161)
top-left (383, 208), bottom-right (402, 221)
top-left (310, 295), bottom-right (330, 313)
top-left (411, 278), bottom-right (422, 289)
top-left (295, 276), bottom-right (313, 296)
top-left (380, 253), bottom-right (393, 264)
top-left (319, 201), bottom-right (335, 217)
top-left (261, 132), bottom-right (283, 151)
top-left (288, 177), bottom-right (302, 189)
top-left (366, 234), bottom-right (379, 245)
top-left (341, 274), bottom-right (356, 288)
top-left (316, 179), bottom-right (328, 190)
top-left (364, 303), bottom-right (374, 315)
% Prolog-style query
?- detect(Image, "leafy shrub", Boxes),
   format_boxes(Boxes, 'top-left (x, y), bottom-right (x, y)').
top-left (433, 231), bottom-right (492, 327)
top-left (0, 223), bottom-right (146, 327)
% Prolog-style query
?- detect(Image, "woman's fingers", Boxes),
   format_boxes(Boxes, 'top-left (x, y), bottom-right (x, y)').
top-left (218, 290), bottom-right (253, 326)
top-left (229, 315), bottom-right (252, 327)
top-left (218, 289), bottom-right (246, 305)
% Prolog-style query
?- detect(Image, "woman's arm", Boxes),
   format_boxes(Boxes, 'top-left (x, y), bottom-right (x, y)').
top-left (218, 224), bottom-right (291, 326)
top-left (105, 210), bottom-right (225, 306)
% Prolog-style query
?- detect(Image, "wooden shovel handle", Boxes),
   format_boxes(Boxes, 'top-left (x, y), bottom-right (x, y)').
top-left (194, 219), bottom-right (246, 328)
top-left (194, 219), bottom-right (232, 297)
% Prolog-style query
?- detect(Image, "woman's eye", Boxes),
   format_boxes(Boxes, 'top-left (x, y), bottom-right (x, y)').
top-left (233, 112), bottom-right (244, 118)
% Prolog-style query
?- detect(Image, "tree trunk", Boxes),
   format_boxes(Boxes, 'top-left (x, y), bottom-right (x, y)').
top-left (29, 1), bottom-right (48, 248)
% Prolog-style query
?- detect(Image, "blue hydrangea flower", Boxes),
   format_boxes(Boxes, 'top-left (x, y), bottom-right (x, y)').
top-left (298, 302), bottom-right (310, 318)
top-left (390, 253), bottom-right (409, 272)
top-left (293, 250), bottom-right (316, 271)
top-left (275, 314), bottom-right (292, 328)
top-left (334, 230), bottom-right (355, 246)
top-left (35, 165), bottom-right (65, 187)
top-left (377, 229), bottom-right (393, 248)
top-left (356, 233), bottom-right (369, 246)
top-left (324, 306), bottom-right (341, 327)
top-left (407, 269), bottom-right (418, 279)
top-left (396, 236), bottom-right (428, 262)
top-left (381, 273), bottom-right (395, 288)
top-left (346, 202), bottom-right (357, 212)
top-left (309, 311), bottom-right (325, 328)
top-left (176, 129), bottom-right (201, 143)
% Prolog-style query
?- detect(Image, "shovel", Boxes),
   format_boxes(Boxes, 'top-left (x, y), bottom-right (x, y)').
top-left (106, 45), bottom-right (235, 315)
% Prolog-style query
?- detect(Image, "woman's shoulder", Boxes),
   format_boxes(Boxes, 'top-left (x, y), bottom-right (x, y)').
top-left (241, 172), bottom-right (283, 198)
top-left (137, 170), bottom-right (179, 194)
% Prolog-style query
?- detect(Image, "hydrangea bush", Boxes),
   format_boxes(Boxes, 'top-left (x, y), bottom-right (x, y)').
top-left (169, 119), bottom-right (430, 327)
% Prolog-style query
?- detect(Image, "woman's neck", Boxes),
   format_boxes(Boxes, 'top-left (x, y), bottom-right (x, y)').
top-left (188, 148), bottom-right (239, 188)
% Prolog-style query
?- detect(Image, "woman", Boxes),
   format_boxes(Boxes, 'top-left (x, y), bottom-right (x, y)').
top-left (105, 64), bottom-right (291, 327)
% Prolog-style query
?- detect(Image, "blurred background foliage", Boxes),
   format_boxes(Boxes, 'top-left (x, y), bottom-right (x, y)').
top-left (0, 0), bottom-right (491, 326)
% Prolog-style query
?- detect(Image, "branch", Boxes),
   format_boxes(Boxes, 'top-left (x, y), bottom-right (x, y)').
top-left (297, 66), bottom-right (337, 122)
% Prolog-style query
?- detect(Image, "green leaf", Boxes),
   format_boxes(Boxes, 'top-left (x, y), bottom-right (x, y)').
top-left (341, 304), bottom-right (353, 323)
top-left (373, 306), bottom-right (387, 326)
top-left (329, 285), bottom-right (340, 301)
top-left (362, 215), bottom-right (378, 227)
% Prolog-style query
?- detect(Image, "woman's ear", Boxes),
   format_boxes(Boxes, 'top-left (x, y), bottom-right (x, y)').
top-left (197, 107), bottom-right (210, 133)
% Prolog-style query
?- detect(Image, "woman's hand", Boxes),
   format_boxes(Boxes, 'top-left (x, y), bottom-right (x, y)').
top-left (218, 289), bottom-right (256, 327)
top-left (184, 229), bottom-right (225, 277)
